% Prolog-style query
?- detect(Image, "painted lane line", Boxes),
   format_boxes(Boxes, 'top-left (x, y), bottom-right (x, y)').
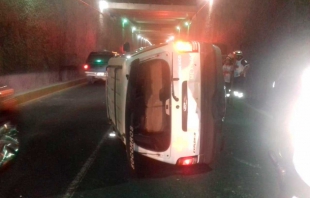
top-left (63, 126), bottom-right (112, 198)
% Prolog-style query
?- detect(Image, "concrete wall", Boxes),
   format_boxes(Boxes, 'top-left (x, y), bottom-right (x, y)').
top-left (0, 0), bottom-right (133, 93)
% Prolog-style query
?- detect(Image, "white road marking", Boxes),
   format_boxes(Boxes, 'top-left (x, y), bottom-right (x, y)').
top-left (63, 126), bottom-right (112, 198)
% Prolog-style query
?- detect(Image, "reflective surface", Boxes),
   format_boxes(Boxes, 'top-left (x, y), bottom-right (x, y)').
top-left (0, 123), bottom-right (19, 169)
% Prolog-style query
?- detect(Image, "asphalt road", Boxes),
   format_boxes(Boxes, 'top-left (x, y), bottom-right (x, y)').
top-left (0, 82), bottom-right (282, 198)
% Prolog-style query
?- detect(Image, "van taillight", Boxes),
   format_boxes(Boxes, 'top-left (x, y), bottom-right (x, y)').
top-left (83, 64), bottom-right (89, 70)
top-left (176, 156), bottom-right (198, 166)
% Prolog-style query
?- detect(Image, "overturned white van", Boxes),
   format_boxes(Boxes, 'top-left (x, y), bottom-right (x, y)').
top-left (106, 41), bottom-right (226, 173)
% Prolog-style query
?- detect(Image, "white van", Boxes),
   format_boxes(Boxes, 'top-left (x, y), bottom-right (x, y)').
top-left (106, 41), bottom-right (226, 173)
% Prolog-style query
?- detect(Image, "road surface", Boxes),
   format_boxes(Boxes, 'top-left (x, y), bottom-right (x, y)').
top-left (0, 82), bottom-right (281, 198)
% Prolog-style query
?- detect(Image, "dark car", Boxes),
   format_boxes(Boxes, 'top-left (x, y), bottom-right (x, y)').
top-left (83, 51), bottom-right (118, 84)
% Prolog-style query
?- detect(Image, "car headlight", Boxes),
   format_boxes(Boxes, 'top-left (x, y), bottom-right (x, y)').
top-left (233, 91), bottom-right (244, 98)
top-left (290, 67), bottom-right (310, 187)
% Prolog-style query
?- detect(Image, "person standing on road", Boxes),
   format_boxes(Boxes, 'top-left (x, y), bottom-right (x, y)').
top-left (233, 50), bottom-right (250, 95)
top-left (222, 53), bottom-right (235, 92)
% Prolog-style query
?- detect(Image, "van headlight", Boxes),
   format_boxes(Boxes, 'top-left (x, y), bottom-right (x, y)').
top-left (290, 67), bottom-right (310, 187)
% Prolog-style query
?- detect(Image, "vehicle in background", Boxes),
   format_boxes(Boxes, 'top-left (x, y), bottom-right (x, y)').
top-left (0, 85), bottom-right (17, 122)
top-left (106, 41), bottom-right (226, 176)
top-left (83, 51), bottom-right (119, 84)
top-left (268, 65), bottom-right (310, 197)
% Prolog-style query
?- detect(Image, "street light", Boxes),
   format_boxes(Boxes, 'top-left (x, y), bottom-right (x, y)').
top-left (98, 1), bottom-right (108, 12)
top-left (176, 26), bottom-right (181, 35)
top-left (184, 21), bottom-right (190, 37)
top-left (132, 26), bottom-right (136, 33)
top-left (209, 0), bottom-right (214, 7)
top-left (122, 18), bottom-right (128, 27)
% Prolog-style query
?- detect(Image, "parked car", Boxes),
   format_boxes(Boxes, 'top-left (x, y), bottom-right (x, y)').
top-left (83, 51), bottom-right (119, 84)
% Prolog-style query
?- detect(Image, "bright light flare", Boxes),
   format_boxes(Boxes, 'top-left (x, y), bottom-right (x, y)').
top-left (109, 132), bottom-right (116, 138)
top-left (175, 41), bottom-right (192, 52)
top-left (83, 64), bottom-right (88, 70)
top-left (209, 0), bottom-right (214, 7)
top-left (183, 159), bottom-right (192, 165)
top-left (132, 26), bottom-right (136, 32)
top-left (177, 156), bottom-right (198, 166)
top-left (290, 67), bottom-right (310, 187)
top-left (99, 1), bottom-right (108, 12)
top-left (233, 91), bottom-right (244, 98)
